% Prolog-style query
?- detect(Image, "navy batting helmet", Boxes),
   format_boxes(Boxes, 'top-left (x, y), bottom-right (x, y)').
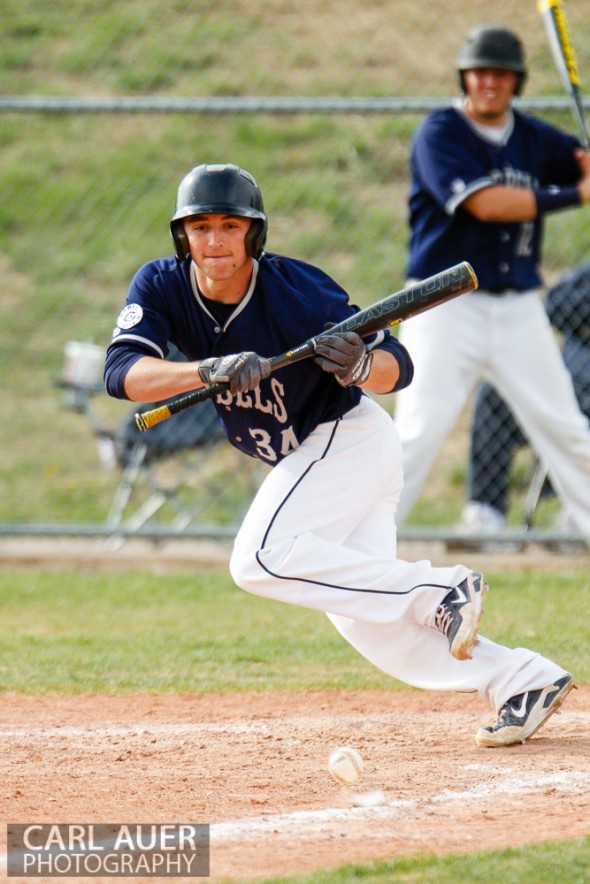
top-left (457, 26), bottom-right (528, 96)
top-left (170, 163), bottom-right (268, 260)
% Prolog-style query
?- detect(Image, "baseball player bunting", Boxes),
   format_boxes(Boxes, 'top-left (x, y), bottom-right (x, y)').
top-left (103, 162), bottom-right (574, 748)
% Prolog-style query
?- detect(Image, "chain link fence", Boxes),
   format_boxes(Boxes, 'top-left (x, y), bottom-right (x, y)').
top-left (2, 1), bottom-right (590, 544)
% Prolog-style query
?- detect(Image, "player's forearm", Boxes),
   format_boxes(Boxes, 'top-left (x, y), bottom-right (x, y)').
top-left (123, 355), bottom-right (203, 401)
top-left (463, 186), bottom-right (538, 221)
top-left (360, 349), bottom-right (400, 395)
top-left (464, 180), bottom-right (587, 221)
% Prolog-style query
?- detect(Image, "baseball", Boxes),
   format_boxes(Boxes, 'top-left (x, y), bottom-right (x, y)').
top-left (328, 745), bottom-right (365, 784)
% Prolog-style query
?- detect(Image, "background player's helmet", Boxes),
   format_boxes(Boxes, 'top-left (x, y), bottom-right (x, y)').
top-left (170, 163), bottom-right (268, 260)
top-left (457, 26), bottom-right (528, 96)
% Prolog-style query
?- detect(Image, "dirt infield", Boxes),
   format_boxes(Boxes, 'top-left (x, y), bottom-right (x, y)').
top-left (2, 687), bottom-right (590, 882)
top-left (1, 537), bottom-right (588, 880)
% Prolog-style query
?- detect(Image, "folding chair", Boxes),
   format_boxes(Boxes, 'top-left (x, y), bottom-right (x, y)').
top-left (107, 394), bottom-right (260, 538)
top-left (58, 341), bottom-right (264, 544)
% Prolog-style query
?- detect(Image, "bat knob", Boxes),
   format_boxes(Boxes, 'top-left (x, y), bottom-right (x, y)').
top-left (134, 413), bottom-right (148, 433)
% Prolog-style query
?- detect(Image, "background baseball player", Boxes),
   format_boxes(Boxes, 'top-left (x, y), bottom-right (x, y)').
top-left (393, 25), bottom-right (590, 544)
top-left (104, 162), bottom-right (573, 746)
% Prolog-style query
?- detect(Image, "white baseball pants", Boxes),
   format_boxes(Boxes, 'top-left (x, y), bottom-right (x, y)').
top-left (230, 396), bottom-right (567, 713)
top-left (394, 289), bottom-right (590, 537)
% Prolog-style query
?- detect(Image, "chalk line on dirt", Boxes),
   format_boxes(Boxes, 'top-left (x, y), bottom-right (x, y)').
top-left (209, 769), bottom-right (590, 842)
top-left (2, 765), bottom-right (585, 875)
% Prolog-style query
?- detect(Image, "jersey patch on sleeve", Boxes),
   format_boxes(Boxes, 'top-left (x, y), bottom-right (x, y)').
top-left (117, 303), bottom-right (144, 329)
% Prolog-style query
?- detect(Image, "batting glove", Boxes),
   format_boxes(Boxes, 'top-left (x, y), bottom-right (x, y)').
top-left (198, 352), bottom-right (271, 395)
top-left (313, 332), bottom-right (373, 387)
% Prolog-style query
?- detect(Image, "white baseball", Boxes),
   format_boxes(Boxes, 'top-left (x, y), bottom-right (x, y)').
top-left (328, 745), bottom-right (365, 784)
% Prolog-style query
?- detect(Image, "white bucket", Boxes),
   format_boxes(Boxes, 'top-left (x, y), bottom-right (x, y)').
top-left (62, 341), bottom-right (105, 387)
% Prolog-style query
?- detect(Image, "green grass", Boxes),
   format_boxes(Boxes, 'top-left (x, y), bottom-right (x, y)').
top-left (225, 837), bottom-right (590, 883)
top-left (0, 567), bottom-right (587, 694)
top-left (0, 568), bottom-right (390, 693)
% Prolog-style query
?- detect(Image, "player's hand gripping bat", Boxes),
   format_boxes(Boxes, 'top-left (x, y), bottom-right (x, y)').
top-left (135, 261), bottom-right (478, 431)
top-left (538, 0), bottom-right (590, 149)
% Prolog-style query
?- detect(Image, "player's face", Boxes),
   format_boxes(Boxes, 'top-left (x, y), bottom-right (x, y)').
top-left (463, 67), bottom-right (519, 124)
top-left (183, 213), bottom-right (253, 295)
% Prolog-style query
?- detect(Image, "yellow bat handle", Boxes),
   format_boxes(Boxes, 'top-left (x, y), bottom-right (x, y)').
top-left (135, 404), bottom-right (172, 432)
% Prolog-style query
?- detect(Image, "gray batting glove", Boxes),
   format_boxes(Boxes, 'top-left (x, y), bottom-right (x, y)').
top-left (313, 332), bottom-right (373, 387)
top-left (198, 352), bottom-right (272, 395)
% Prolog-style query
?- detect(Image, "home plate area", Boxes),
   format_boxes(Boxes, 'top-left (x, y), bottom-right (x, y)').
top-left (1, 688), bottom-right (589, 881)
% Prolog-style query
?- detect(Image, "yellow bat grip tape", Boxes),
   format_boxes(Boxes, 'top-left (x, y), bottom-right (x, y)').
top-left (135, 404), bottom-right (172, 432)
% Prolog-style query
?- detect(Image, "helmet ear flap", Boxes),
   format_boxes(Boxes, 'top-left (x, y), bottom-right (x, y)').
top-left (514, 71), bottom-right (527, 96)
top-left (245, 218), bottom-right (267, 258)
top-left (170, 220), bottom-right (189, 261)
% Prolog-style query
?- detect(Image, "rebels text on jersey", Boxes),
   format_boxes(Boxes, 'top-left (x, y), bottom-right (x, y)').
top-left (407, 106), bottom-right (581, 290)
top-left (104, 252), bottom-right (413, 465)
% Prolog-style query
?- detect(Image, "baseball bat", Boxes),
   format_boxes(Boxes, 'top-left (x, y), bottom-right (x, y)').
top-left (135, 261), bottom-right (477, 432)
top-left (538, 0), bottom-right (590, 149)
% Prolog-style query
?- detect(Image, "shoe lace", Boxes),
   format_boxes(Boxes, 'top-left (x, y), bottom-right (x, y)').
top-left (433, 603), bottom-right (454, 638)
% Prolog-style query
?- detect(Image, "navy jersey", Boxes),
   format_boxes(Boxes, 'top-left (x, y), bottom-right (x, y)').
top-left (407, 105), bottom-right (581, 290)
top-left (104, 252), bottom-right (413, 465)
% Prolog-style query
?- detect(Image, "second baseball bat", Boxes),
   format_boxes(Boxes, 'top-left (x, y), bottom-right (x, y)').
top-left (135, 260), bottom-right (477, 431)
top-left (538, 0), bottom-right (590, 149)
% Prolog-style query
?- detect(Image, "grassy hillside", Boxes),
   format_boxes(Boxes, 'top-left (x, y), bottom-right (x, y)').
top-left (1, 1), bottom-right (590, 526)
top-left (3, 0), bottom-right (589, 98)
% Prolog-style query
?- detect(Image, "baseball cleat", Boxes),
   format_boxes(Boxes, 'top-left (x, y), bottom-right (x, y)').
top-left (475, 674), bottom-right (575, 748)
top-left (433, 570), bottom-right (487, 660)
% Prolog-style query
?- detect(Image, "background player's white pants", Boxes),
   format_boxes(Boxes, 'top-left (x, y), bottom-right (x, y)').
top-left (230, 396), bottom-right (566, 713)
top-left (394, 289), bottom-right (590, 538)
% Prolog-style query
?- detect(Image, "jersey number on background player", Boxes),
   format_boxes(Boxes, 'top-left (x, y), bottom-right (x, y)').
top-left (516, 221), bottom-right (534, 257)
